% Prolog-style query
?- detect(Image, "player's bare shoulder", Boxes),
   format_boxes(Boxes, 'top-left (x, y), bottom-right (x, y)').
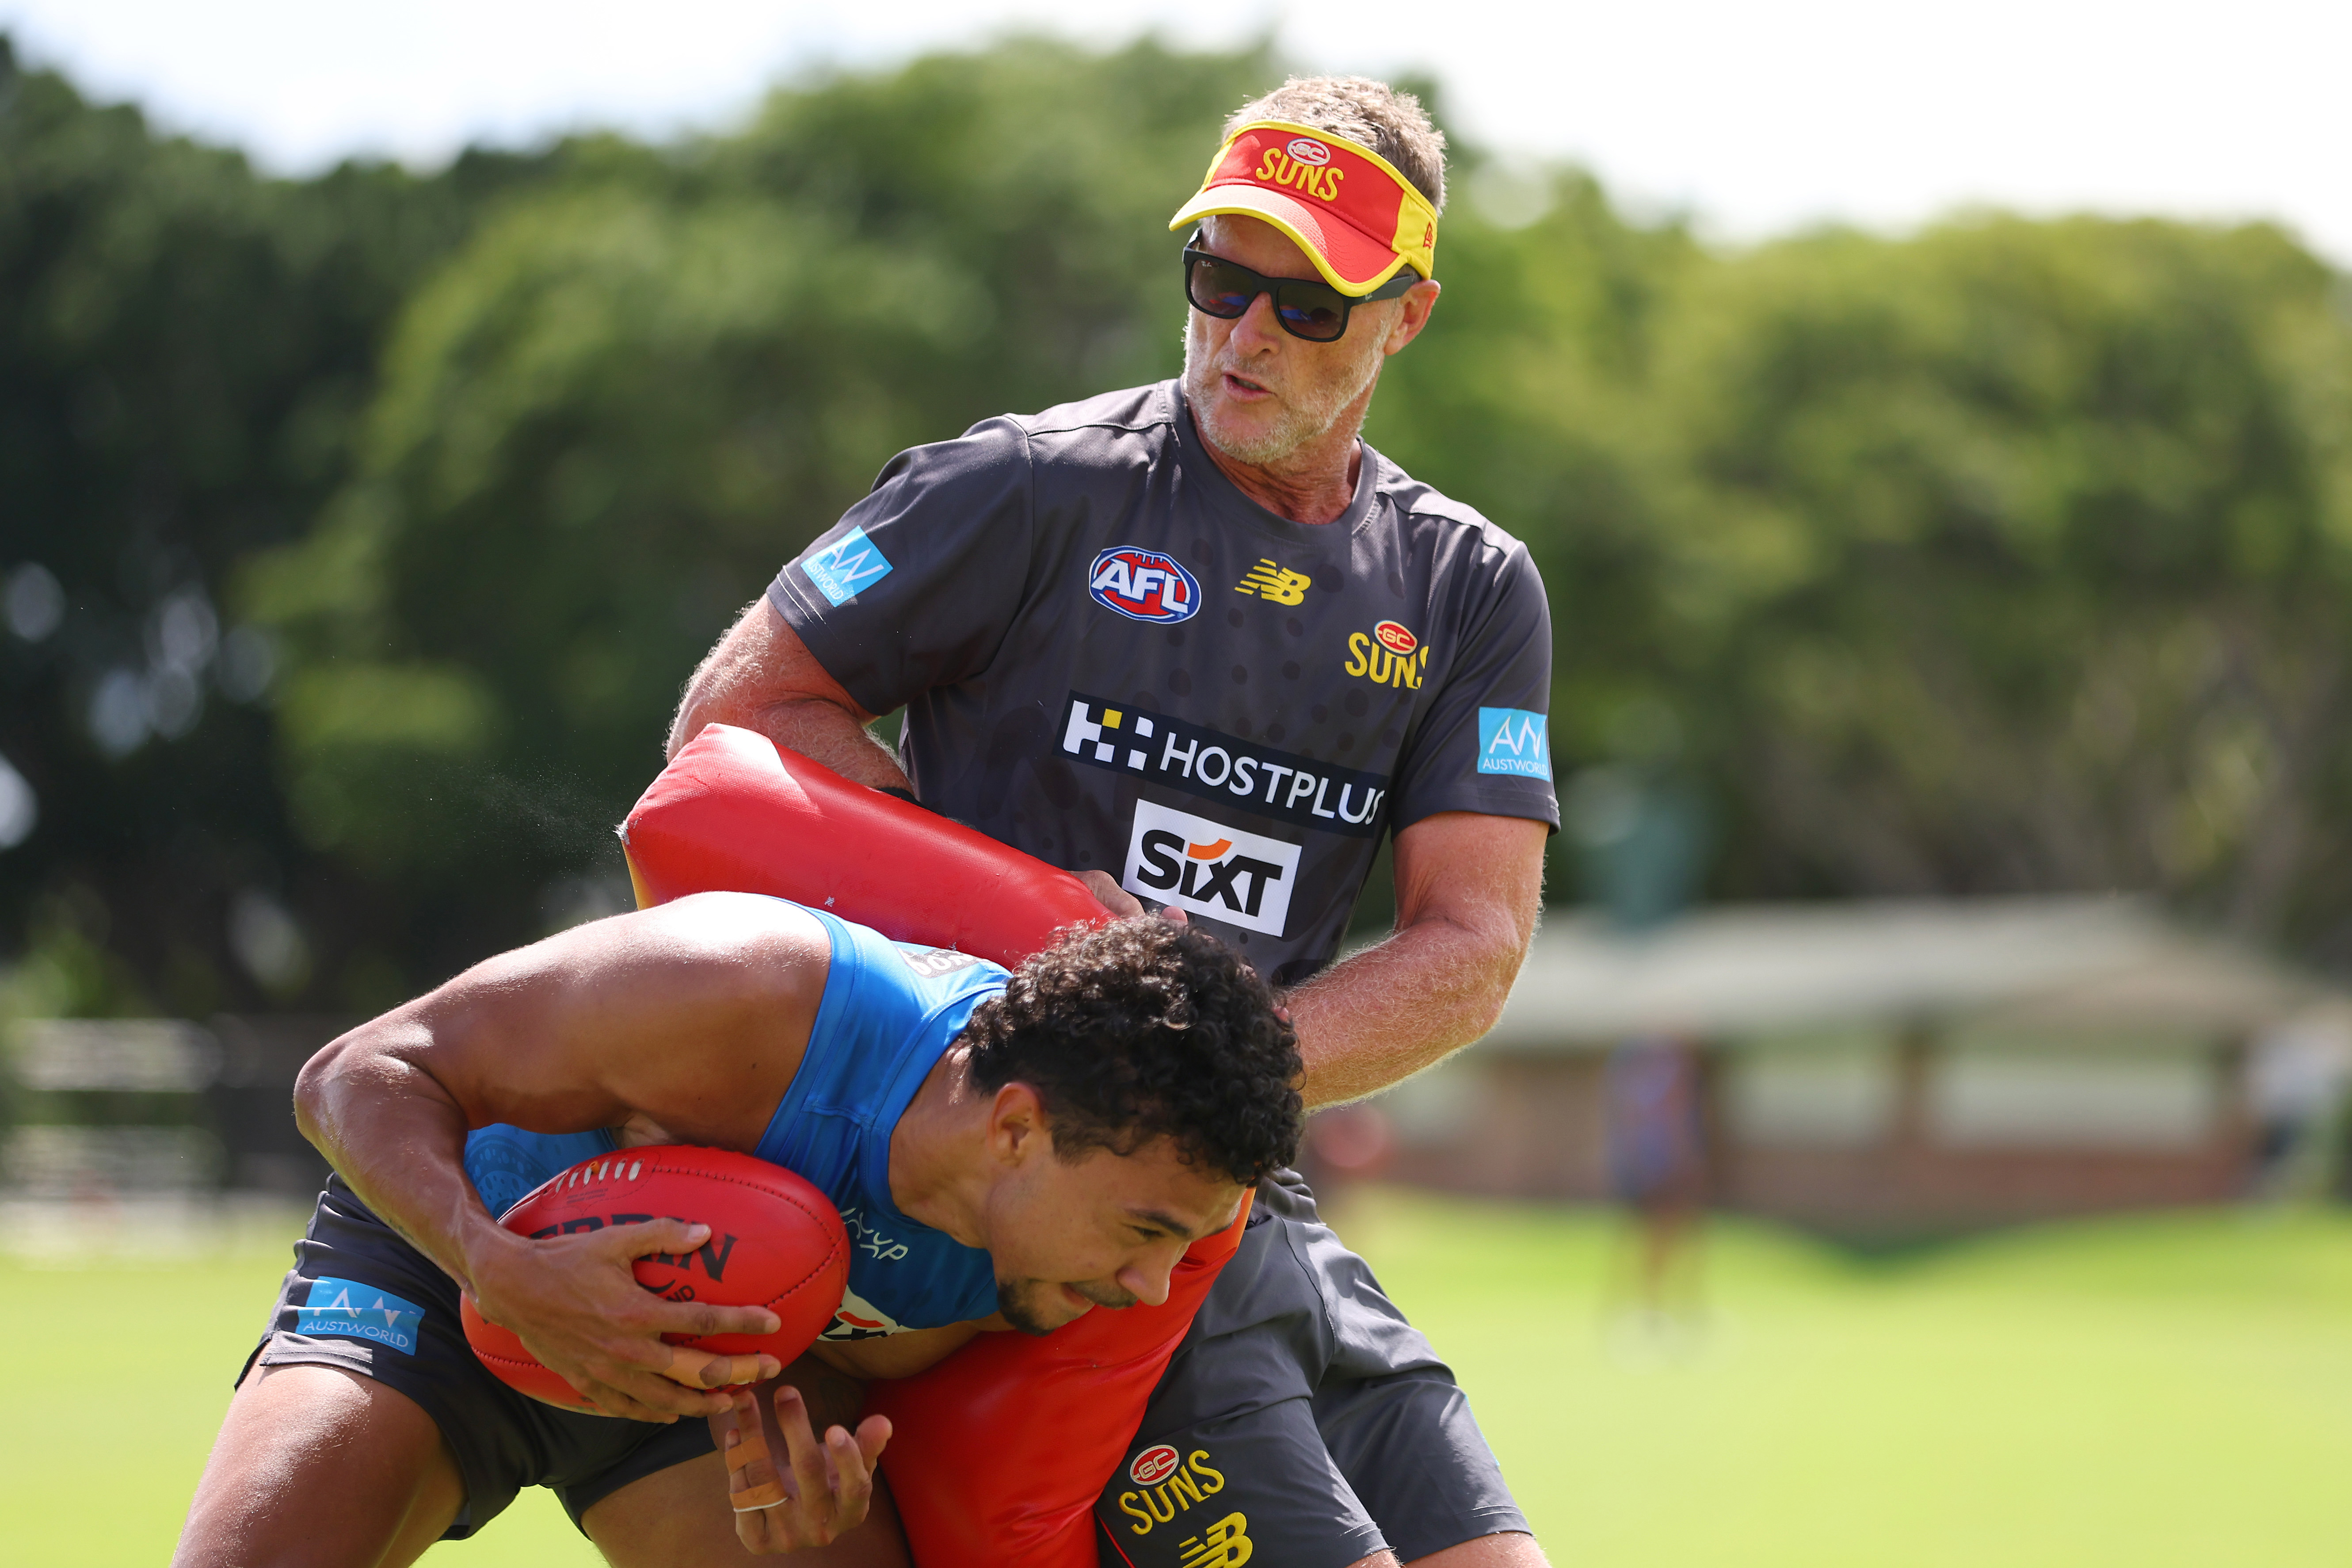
top-left (613, 891), bottom-right (833, 1015)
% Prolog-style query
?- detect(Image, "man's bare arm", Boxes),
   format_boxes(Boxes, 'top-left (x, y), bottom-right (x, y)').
top-left (293, 893), bottom-right (832, 1419)
top-left (1282, 812), bottom-right (1548, 1107)
top-left (669, 597), bottom-right (907, 786)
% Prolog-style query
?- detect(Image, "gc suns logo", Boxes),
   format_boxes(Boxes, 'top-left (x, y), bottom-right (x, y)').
top-left (1089, 546), bottom-right (1200, 623)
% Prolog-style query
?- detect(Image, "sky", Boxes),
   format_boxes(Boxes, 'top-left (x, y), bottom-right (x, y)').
top-left (6, 0), bottom-right (2349, 264)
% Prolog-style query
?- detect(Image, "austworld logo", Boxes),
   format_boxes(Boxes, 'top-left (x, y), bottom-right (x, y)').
top-left (1088, 546), bottom-right (1200, 623)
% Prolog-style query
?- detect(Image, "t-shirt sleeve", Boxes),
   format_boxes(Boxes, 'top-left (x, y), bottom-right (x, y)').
top-left (767, 419), bottom-right (1034, 716)
top-left (1388, 541), bottom-right (1561, 833)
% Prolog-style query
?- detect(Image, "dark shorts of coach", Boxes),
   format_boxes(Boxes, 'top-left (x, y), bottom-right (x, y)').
top-left (239, 1174), bottom-right (713, 1537)
top-left (1098, 1174), bottom-right (1529, 1568)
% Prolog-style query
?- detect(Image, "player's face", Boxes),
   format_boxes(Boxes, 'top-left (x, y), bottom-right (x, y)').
top-left (983, 1132), bottom-right (1248, 1336)
top-left (1182, 214), bottom-right (1399, 468)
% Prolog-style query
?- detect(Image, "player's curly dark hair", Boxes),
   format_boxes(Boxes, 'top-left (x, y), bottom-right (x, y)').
top-left (962, 917), bottom-right (1303, 1185)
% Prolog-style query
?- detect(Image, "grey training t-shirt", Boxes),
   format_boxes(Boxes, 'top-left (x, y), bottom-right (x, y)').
top-left (769, 380), bottom-right (1557, 984)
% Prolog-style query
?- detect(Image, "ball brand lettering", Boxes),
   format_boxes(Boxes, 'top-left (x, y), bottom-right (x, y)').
top-left (1113, 1449), bottom-right (1228, 1537)
top-left (523, 1213), bottom-right (739, 1282)
top-left (1253, 145), bottom-right (1346, 203)
top-left (1062, 691), bottom-right (1389, 839)
top-left (1089, 547), bottom-right (1200, 623)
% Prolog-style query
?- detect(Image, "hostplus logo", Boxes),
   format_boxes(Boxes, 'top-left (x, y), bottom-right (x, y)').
top-left (1060, 693), bottom-right (1388, 838)
top-left (1088, 546), bottom-right (1199, 623)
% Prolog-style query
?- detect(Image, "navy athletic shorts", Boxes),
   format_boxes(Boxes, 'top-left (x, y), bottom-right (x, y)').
top-left (1097, 1172), bottom-right (1529, 1568)
top-left (239, 1174), bottom-right (712, 1537)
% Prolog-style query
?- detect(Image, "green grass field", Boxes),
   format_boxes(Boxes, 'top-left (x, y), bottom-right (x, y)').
top-left (11, 1192), bottom-right (2352, 1566)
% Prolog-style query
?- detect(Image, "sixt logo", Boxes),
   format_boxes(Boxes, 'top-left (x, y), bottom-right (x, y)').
top-left (1061, 693), bottom-right (1389, 837)
top-left (1344, 621), bottom-right (1428, 689)
top-left (1234, 558), bottom-right (1311, 605)
top-left (800, 525), bottom-right (894, 606)
top-left (1110, 1447), bottom-right (1230, 1539)
top-left (1254, 142), bottom-right (1346, 204)
top-left (1125, 801), bottom-right (1300, 936)
top-left (1476, 707), bottom-right (1552, 779)
top-left (1089, 546), bottom-right (1199, 623)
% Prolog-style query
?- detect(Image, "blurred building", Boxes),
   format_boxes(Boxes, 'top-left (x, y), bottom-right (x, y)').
top-left (1378, 897), bottom-right (2335, 1235)
top-left (2, 1015), bottom-right (340, 1201)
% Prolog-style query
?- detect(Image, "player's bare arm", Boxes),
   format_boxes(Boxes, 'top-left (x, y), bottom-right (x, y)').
top-left (294, 891), bottom-right (833, 1420)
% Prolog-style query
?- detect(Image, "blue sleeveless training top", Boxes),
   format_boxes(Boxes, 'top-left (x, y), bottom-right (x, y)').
top-left (461, 901), bottom-right (1007, 1339)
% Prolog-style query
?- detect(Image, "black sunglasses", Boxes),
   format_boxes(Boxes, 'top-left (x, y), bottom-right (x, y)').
top-left (1182, 237), bottom-right (1419, 343)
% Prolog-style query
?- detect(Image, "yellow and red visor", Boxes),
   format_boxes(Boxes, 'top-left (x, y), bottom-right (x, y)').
top-left (1169, 120), bottom-right (1438, 297)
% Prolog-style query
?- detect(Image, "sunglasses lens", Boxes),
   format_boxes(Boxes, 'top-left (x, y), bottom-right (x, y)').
top-left (1188, 256), bottom-right (1258, 318)
top-left (1274, 287), bottom-right (1347, 341)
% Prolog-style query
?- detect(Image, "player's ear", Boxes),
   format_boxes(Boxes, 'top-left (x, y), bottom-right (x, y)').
top-left (986, 1082), bottom-right (1046, 1167)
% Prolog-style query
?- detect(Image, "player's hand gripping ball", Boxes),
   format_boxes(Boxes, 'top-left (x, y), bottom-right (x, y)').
top-left (459, 1145), bottom-right (849, 1412)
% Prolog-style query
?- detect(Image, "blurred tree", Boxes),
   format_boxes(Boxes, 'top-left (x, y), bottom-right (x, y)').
top-left (240, 36), bottom-right (1278, 992)
top-left (1644, 217), bottom-right (2352, 944)
top-left (0, 35), bottom-right (552, 1014)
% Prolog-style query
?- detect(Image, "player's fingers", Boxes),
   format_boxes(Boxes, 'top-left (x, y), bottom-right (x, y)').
top-left (823, 1425), bottom-right (874, 1527)
top-left (580, 1354), bottom-right (734, 1419)
top-left (772, 1386), bottom-right (835, 1511)
top-left (853, 1412), bottom-right (892, 1469)
top-left (661, 1342), bottom-right (779, 1389)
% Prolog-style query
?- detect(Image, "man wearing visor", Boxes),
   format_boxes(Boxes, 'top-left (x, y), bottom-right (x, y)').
top-left (674, 76), bottom-right (1555, 1568)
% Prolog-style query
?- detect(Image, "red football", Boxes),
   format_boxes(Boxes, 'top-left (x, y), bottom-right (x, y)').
top-left (459, 1144), bottom-right (849, 1413)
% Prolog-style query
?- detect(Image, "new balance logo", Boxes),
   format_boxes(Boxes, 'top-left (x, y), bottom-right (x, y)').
top-left (1233, 559), bottom-right (1311, 605)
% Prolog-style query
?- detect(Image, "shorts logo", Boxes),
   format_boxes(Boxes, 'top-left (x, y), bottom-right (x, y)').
top-left (1125, 801), bottom-right (1300, 936)
top-left (296, 1277), bottom-right (426, 1355)
top-left (1180, 1513), bottom-right (1253, 1568)
top-left (1089, 546), bottom-right (1199, 623)
top-left (1477, 707), bottom-right (1551, 779)
top-left (1109, 1449), bottom-right (1229, 1539)
top-left (800, 526), bottom-right (894, 606)
top-left (1061, 692), bottom-right (1389, 839)
top-left (1286, 137), bottom-right (1331, 167)
top-left (1234, 558), bottom-right (1311, 605)
top-left (1129, 1445), bottom-right (1181, 1486)
top-left (1344, 621), bottom-right (1428, 689)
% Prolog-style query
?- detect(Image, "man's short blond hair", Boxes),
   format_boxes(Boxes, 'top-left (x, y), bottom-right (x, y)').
top-left (1225, 76), bottom-right (1447, 215)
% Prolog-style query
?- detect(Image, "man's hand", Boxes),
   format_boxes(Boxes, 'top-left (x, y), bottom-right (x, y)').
top-left (721, 1383), bottom-right (892, 1553)
top-left (468, 1217), bottom-right (784, 1420)
top-left (1078, 870), bottom-right (1186, 925)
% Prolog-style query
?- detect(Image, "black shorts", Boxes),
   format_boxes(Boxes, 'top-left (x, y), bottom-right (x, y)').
top-left (1097, 1174), bottom-right (1528, 1568)
top-left (239, 1174), bottom-right (712, 1537)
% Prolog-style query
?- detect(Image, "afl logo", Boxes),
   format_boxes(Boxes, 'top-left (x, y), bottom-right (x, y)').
top-left (1089, 546), bottom-right (1200, 624)
top-left (1286, 137), bottom-right (1331, 167)
top-left (1129, 1444), bottom-right (1182, 1487)
top-left (1374, 620), bottom-right (1418, 655)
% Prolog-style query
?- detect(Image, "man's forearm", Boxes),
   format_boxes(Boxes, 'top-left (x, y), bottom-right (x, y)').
top-left (294, 1024), bottom-right (511, 1291)
top-left (684, 693), bottom-right (909, 792)
top-left (1281, 915), bottom-right (1524, 1108)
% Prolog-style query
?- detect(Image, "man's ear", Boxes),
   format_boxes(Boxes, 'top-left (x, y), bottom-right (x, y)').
top-left (987, 1081), bottom-right (1048, 1167)
top-left (1383, 279), bottom-right (1441, 356)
